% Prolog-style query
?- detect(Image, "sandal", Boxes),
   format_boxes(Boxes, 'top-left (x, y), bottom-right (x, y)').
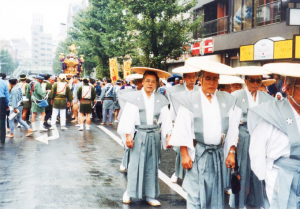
top-left (100, 123), bottom-right (106, 125)
top-left (26, 132), bottom-right (33, 137)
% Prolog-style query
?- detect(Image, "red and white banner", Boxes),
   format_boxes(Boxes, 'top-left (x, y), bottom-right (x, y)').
top-left (192, 38), bottom-right (214, 56)
top-left (192, 42), bottom-right (200, 55)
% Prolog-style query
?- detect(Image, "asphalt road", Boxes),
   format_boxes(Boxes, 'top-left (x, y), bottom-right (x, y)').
top-left (0, 115), bottom-right (187, 209)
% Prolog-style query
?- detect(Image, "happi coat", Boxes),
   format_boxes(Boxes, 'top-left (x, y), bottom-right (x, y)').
top-left (50, 81), bottom-right (73, 109)
top-left (19, 81), bottom-right (30, 109)
top-left (77, 84), bottom-right (96, 114)
top-left (100, 83), bottom-right (115, 110)
top-left (41, 80), bottom-right (53, 111)
top-left (31, 82), bottom-right (46, 113)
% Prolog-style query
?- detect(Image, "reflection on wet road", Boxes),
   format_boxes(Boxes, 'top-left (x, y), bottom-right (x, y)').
top-left (0, 119), bottom-right (186, 208)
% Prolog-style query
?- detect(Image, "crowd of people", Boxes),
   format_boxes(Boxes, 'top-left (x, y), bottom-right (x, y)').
top-left (0, 72), bottom-right (141, 142)
top-left (0, 59), bottom-right (299, 209)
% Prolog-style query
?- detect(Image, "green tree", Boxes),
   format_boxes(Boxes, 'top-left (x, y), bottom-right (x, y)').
top-left (0, 50), bottom-right (15, 75)
top-left (67, 0), bottom-right (137, 78)
top-left (124, 0), bottom-right (197, 69)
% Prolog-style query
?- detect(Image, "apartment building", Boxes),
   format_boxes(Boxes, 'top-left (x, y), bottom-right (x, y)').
top-left (192, 0), bottom-right (300, 67)
top-left (167, 0), bottom-right (300, 72)
top-left (31, 14), bottom-right (53, 69)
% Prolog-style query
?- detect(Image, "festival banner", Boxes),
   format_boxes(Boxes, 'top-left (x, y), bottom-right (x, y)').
top-left (123, 60), bottom-right (131, 79)
top-left (109, 58), bottom-right (119, 82)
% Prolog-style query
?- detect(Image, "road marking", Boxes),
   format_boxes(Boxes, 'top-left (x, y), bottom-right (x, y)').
top-left (35, 129), bottom-right (60, 144)
top-left (35, 134), bottom-right (49, 144)
top-left (98, 125), bottom-right (187, 200)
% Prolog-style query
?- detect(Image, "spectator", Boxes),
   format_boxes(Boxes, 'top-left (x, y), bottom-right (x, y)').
top-left (0, 73), bottom-right (9, 144)
top-left (6, 78), bottom-right (32, 138)
top-left (95, 81), bottom-right (102, 121)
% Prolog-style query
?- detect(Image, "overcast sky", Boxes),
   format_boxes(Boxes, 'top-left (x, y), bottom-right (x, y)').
top-left (0, 0), bottom-right (82, 45)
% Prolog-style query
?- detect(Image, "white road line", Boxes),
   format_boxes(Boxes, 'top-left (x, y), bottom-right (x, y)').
top-left (98, 125), bottom-right (187, 200)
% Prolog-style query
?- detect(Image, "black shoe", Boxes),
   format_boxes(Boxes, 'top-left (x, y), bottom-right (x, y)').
top-left (44, 122), bottom-right (51, 128)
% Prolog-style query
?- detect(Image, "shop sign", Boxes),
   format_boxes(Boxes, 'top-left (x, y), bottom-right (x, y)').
top-left (192, 42), bottom-right (200, 55)
top-left (200, 38), bottom-right (214, 56)
top-left (254, 39), bottom-right (274, 60)
top-left (240, 45), bottom-right (254, 61)
top-left (192, 38), bottom-right (214, 56)
top-left (274, 40), bottom-right (293, 59)
top-left (294, 35), bottom-right (300, 60)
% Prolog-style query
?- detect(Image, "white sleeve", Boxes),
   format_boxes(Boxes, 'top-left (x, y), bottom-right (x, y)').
top-left (169, 105), bottom-right (196, 161)
top-left (158, 105), bottom-right (173, 150)
top-left (223, 105), bottom-right (242, 159)
top-left (249, 118), bottom-right (291, 180)
top-left (117, 101), bottom-right (140, 146)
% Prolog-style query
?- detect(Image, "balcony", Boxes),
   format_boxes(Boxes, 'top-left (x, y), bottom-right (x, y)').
top-left (255, 1), bottom-right (281, 27)
top-left (194, 16), bottom-right (228, 39)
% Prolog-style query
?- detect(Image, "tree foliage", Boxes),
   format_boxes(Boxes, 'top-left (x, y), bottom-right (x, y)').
top-left (0, 50), bottom-right (15, 75)
top-left (123, 0), bottom-right (197, 69)
top-left (53, 0), bottom-right (198, 76)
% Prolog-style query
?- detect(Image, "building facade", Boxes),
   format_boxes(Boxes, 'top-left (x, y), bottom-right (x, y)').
top-left (167, 0), bottom-right (300, 72)
top-left (192, 0), bottom-right (300, 67)
top-left (31, 14), bottom-right (53, 69)
top-left (11, 38), bottom-right (32, 67)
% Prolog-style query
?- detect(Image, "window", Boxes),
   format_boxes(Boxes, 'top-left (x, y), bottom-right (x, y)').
top-left (41, 53), bottom-right (45, 56)
top-left (254, 0), bottom-right (281, 27)
top-left (41, 42), bottom-right (45, 45)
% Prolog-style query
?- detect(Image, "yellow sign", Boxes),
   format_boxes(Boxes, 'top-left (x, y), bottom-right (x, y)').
top-left (240, 45), bottom-right (254, 61)
top-left (274, 40), bottom-right (293, 59)
top-left (123, 60), bottom-right (131, 79)
top-left (295, 35), bottom-right (300, 59)
top-left (109, 58), bottom-right (119, 82)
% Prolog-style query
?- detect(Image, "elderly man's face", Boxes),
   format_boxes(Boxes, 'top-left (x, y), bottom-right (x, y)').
top-left (245, 75), bottom-right (262, 93)
top-left (142, 74), bottom-right (157, 94)
top-left (231, 83), bottom-right (242, 92)
top-left (200, 71), bottom-right (219, 95)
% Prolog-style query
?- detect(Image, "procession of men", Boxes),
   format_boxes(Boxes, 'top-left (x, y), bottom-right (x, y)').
top-left (0, 60), bottom-right (299, 209)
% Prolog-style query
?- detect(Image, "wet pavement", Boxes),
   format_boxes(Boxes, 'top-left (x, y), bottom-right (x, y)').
top-left (0, 115), bottom-right (186, 209)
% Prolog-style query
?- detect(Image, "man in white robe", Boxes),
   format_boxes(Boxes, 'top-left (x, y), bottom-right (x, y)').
top-left (169, 58), bottom-right (241, 208)
top-left (248, 63), bottom-right (300, 208)
top-left (118, 69), bottom-right (172, 206)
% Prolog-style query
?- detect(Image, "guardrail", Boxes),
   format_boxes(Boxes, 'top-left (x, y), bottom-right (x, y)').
top-left (197, 16), bottom-right (229, 38)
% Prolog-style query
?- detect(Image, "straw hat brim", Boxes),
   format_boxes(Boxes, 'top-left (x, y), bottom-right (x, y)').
top-left (219, 75), bottom-right (245, 85)
top-left (262, 79), bottom-right (276, 87)
top-left (234, 66), bottom-right (271, 76)
top-left (263, 63), bottom-right (300, 77)
top-left (172, 66), bottom-right (200, 74)
top-left (131, 67), bottom-right (171, 79)
top-left (125, 73), bottom-right (143, 80)
top-left (185, 57), bottom-right (235, 75)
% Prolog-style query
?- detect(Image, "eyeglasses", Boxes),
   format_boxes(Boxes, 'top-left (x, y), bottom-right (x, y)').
top-left (248, 78), bottom-right (262, 84)
top-left (144, 79), bottom-right (156, 84)
top-left (203, 76), bottom-right (219, 82)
